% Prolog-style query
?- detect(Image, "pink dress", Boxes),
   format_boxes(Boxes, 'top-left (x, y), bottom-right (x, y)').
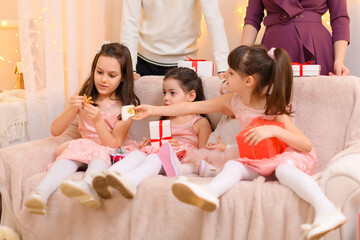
top-left (55, 104), bottom-right (128, 167)
top-left (141, 116), bottom-right (202, 161)
top-left (231, 94), bottom-right (317, 176)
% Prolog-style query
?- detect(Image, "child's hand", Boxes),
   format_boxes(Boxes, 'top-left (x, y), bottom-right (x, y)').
top-left (243, 125), bottom-right (278, 145)
top-left (138, 137), bottom-right (151, 149)
top-left (168, 139), bottom-right (180, 151)
top-left (206, 136), bottom-right (227, 152)
top-left (68, 94), bottom-right (84, 111)
top-left (133, 105), bottom-right (153, 120)
top-left (82, 103), bottom-right (102, 123)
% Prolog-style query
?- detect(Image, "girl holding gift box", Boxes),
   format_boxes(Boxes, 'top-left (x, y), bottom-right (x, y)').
top-left (134, 45), bottom-right (346, 239)
top-left (90, 67), bottom-right (212, 200)
top-left (24, 43), bottom-right (140, 214)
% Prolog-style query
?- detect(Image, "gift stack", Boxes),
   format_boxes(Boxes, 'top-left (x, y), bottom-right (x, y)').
top-left (236, 118), bottom-right (287, 159)
top-left (149, 120), bottom-right (172, 147)
top-left (178, 56), bottom-right (214, 77)
top-left (292, 61), bottom-right (321, 77)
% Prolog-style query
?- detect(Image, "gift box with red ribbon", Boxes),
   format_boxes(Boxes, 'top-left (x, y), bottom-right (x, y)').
top-left (149, 120), bottom-right (172, 147)
top-left (292, 61), bottom-right (321, 77)
top-left (236, 118), bottom-right (287, 159)
top-left (178, 56), bottom-right (214, 77)
top-left (109, 147), bottom-right (128, 164)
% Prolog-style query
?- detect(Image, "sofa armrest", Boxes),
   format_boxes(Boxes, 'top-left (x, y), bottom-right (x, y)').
top-left (0, 123), bottom-right (79, 183)
top-left (320, 154), bottom-right (360, 240)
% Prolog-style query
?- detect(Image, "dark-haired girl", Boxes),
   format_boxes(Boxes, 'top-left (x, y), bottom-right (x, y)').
top-left (134, 45), bottom-right (346, 239)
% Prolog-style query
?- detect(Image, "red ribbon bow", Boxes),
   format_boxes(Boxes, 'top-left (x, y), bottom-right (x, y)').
top-left (184, 56), bottom-right (207, 72)
top-left (150, 120), bottom-right (172, 147)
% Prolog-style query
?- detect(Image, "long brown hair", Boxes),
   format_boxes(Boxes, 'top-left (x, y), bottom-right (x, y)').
top-left (228, 45), bottom-right (293, 115)
top-left (79, 43), bottom-right (140, 108)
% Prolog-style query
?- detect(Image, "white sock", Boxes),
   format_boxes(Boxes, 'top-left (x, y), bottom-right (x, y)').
top-left (275, 164), bottom-right (336, 224)
top-left (83, 158), bottom-right (109, 185)
top-left (203, 160), bottom-right (259, 197)
top-left (180, 163), bottom-right (197, 175)
top-left (124, 154), bottom-right (162, 186)
top-left (36, 159), bottom-right (84, 199)
top-left (109, 151), bottom-right (147, 174)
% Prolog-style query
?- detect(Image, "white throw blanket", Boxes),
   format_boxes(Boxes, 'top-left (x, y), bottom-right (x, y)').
top-left (0, 91), bottom-right (27, 148)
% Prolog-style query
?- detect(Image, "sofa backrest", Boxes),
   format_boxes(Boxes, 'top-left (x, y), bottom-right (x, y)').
top-left (292, 75), bottom-right (360, 172)
top-left (129, 75), bottom-right (360, 173)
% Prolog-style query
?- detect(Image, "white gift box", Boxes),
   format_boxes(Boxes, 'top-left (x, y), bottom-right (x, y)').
top-left (149, 120), bottom-right (172, 147)
top-left (178, 58), bottom-right (214, 77)
top-left (292, 63), bottom-right (321, 77)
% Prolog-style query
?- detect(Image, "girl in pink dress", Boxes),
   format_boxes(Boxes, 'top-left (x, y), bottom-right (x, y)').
top-left (91, 67), bottom-right (212, 200)
top-left (24, 43), bottom-right (140, 214)
top-left (135, 45), bottom-right (346, 239)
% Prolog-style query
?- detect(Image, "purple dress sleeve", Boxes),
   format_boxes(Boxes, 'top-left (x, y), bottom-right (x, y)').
top-left (244, 0), bottom-right (265, 31)
top-left (328, 0), bottom-right (350, 43)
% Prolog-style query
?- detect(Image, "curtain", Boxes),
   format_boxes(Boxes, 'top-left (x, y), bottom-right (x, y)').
top-left (17, 0), bottom-right (105, 140)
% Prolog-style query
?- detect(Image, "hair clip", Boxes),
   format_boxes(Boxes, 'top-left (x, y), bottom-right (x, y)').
top-left (97, 40), bottom-right (110, 53)
top-left (267, 48), bottom-right (276, 60)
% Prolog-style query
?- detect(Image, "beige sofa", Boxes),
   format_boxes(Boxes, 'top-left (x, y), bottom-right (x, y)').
top-left (1, 75), bottom-right (360, 240)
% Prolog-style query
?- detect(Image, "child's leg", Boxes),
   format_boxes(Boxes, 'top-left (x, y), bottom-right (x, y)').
top-left (109, 150), bottom-right (147, 174)
top-left (204, 160), bottom-right (259, 197)
top-left (172, 160), bottom-right (259, 212)
top-left (83, 158), bottom-right (108, 184)
top-left (275, 164), bottom-right (346, 239)
top-left (180, 163), bottom-right (197, 175)
top-left (24, 159), bottom-right (83, 214)
top-left (106, 153), bottom-right (162, 199)
top-left (60, 158), bottom-right (110, 208)
top-left (123, 153), bottom-right (162, 185)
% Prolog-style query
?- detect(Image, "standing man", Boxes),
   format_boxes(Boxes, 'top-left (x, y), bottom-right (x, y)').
top-left (120, 0), bottom-right (229, 79)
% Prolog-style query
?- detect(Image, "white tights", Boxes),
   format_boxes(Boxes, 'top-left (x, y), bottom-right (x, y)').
top-left (203, 160), bottom-right (259, 197)
top-left (275, 163), bottom-right (336, 224)
top-left (203, 161), bottom-right (336, 224)
top-left (35, 158), bottom-right (108, 200)
top-left (109, 151), bottom-right (163, 186)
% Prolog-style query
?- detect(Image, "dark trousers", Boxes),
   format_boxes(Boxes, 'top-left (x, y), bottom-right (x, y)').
top-left (136, 56), bottom-right (176, 76)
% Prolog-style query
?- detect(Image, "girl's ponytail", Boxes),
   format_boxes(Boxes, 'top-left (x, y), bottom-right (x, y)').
top-left (265, 48), bottom-right (293, 116)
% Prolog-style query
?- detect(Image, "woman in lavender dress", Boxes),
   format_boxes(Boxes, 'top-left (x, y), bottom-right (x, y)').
top-left (241, 0), bottom-right (350, 76)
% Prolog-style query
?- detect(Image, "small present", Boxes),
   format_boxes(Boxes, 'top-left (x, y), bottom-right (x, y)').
top-left (178, 56), bottom-right (214, 77)
top-left (236, 118), bottom-right (287, 159)
top-left (109, 147), bottom-right (128, 164)
top-left (149, 120), bottom-right (172, 147)
top-left (292, 61), bottom-right (321, 77)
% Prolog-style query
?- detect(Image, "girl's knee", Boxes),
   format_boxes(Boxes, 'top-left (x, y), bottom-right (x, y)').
top-left (275, 163), bottom-right (296, 178)
top-left (223, 160), bottom-right (239, 168)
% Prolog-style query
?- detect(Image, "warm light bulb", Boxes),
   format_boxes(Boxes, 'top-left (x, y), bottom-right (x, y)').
top-left (1, 21), bottom-right (7, 27)
top-left (0, 57), bottom-right (5, 61)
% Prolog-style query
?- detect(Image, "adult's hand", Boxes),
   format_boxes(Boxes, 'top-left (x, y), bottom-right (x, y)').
top-left (329, 61), bottom-right (350, 76)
